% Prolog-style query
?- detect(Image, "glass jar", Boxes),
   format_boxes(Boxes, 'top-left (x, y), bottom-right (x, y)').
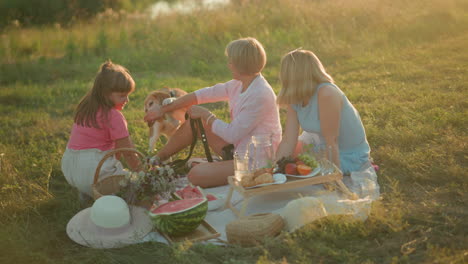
top-left (248, 134), bottom-right (275, 172)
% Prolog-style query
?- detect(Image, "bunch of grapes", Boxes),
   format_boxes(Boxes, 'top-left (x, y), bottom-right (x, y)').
top-left (297, 154), bottom-right (318, 169)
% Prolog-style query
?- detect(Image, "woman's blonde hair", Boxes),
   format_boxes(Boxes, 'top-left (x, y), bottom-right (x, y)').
top-left (225, 37), bottom-right (266, 75)
top-left (277, 49), bottom-right (333, 105)
top-left (74, 60), bottom-right (135, 128)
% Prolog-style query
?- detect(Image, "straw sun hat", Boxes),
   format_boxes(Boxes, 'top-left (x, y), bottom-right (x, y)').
top-left (66, 195), bottom-right (153, 249)
top-left (280, 196), bottom-right (327, 232)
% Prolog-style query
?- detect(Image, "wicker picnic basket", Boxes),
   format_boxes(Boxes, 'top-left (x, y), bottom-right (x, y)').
top-left (91, 148), bottom-right (149, 206)
top-left (226, 213), bottom-right (285, 247)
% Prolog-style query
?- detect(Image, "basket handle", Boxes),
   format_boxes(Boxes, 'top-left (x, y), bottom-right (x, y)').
top-left (93, 148), bottom-right (145, 184)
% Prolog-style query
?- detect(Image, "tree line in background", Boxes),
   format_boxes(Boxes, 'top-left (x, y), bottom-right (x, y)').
top-left (0, 0), bottom-right (155, 28)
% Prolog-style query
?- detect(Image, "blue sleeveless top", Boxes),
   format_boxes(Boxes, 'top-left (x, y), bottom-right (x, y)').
top-left (292, 83), bottom-right (370, 174)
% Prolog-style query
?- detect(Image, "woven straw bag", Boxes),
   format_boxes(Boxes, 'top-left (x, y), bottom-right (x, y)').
top-left (226, 213), bottom-right (284, 246)
top-left (91, 148), bottom-right (148, 206)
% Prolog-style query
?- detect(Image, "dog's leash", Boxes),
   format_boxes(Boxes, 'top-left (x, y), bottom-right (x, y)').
top-left (168, 114), bottom-right (213, 173)
top-left (196, 117), bottom-right (213, 162)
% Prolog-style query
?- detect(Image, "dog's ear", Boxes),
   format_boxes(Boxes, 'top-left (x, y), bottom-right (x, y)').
top-left (151, 91), bottom-right (170, 102)
top-left (143, 94), bottom-right (155, 106)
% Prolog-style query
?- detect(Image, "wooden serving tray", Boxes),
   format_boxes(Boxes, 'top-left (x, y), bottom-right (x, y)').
top-left (230, 172), bottom-right (342, 196)
top-left (159, 220), bottom-right (220, 244)
top-left (225, 165), bottom-right (357, 218)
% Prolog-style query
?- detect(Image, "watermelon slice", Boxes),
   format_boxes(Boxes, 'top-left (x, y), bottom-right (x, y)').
top-left (149, 198), bottom-right (208, 236)
top-left (175, 185), bottom-right (205, 199)
top-left (206, 194), bottom-right (217, 201)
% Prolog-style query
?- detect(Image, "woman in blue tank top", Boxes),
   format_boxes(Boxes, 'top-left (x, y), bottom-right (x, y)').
top-left (276, 49), bottom-right (371, 175)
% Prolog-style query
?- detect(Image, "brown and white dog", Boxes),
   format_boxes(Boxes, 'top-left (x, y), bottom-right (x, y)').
top-left (144, 88), bottom-right (187, 152)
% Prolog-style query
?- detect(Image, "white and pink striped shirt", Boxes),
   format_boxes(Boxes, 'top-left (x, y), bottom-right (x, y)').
top-left (195, 74), bottom-right (282, 153)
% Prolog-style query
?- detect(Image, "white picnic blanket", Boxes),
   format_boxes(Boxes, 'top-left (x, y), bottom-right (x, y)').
top-left (142, 164), bottom-right (380, 244)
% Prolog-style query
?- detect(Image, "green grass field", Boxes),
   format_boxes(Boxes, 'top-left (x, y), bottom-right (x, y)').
top-left (1, 0), bottom-right (467, 263)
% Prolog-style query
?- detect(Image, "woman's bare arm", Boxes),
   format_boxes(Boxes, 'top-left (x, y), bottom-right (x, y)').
top-left (276, 105), bottom-right (301, 160)
top-left (115, 136), bottom-right (141, 170)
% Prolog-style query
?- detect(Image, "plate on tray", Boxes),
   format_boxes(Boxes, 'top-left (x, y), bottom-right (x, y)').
top-left (206, 193), bottom-right (225, 211)
top-left (245, 173), bottom-right (287, 189)
top-left (285, 166), bottom-right (321, 178)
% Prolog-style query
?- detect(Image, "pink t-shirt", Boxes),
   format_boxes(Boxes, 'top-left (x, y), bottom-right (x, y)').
top-left (67, 108), bottom-right (129, 151)
top-left (195, 74), bottom-right (282, 153)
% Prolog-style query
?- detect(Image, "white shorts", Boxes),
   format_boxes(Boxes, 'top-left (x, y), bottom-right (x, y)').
top-left (61, 148), bottom-right (126, 197)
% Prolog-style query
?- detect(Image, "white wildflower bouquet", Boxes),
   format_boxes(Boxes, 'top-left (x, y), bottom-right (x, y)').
top-left (116, 159), bottom-right (177, 204)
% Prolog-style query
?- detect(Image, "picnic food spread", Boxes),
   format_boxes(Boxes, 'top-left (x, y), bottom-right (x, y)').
top-left (67, 147), bottom-right (365, 248)
top-left (238, 154), bottom-right (320, 188)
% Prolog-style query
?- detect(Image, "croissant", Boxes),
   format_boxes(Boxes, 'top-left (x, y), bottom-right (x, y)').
top-left (254, 173), bottom-right (274, 185)
top-left (253, 168), bottom-right (274, 177)
top-left (240, 176), bottom-right (256, 187)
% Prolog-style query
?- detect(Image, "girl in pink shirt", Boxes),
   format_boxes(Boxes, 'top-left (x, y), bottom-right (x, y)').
top-left (61, 61), bottom-right (140, 201)
top-left (144, 37), bottom-right (282, 187)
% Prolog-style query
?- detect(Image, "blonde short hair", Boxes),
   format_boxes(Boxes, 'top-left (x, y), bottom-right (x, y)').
top-left (225, 37), bottom-right (266, 75)
top-left (277, 49), bottom-right (333, 105)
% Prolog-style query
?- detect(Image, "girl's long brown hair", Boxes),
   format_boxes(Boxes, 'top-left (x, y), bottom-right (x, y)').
top-left (74, 60), bottom-right (135, 128)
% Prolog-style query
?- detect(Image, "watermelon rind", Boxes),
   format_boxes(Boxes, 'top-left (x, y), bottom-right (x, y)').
top-left (149, 198), bottom-right (208, 236)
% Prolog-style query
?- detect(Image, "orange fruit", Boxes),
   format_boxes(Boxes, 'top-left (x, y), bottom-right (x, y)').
top-left (297, 164), bottom-right (312, 175)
